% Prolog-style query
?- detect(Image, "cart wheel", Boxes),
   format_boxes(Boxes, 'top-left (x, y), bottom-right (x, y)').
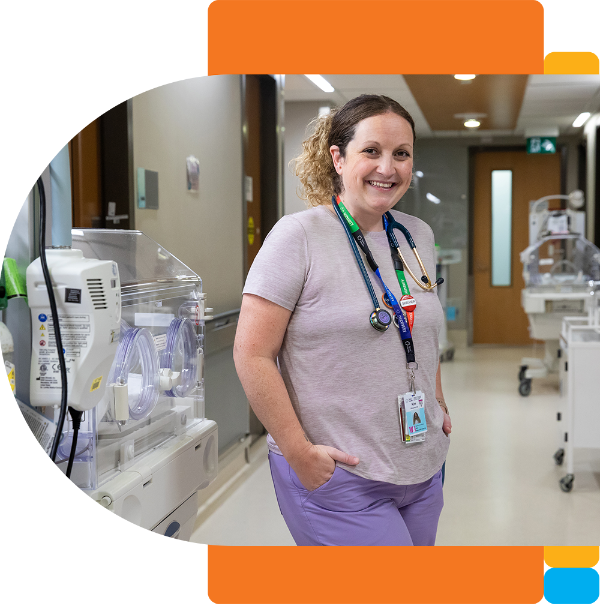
top-left (446, 349), bottom-right (455, 362)
top-left (559, 474), bottom-right (574, 492)
top-left (518, 365), bottom-right (528, 381)
top-left (518, 379), bottom-right (532, 397)
top-left (553, 448), bottom-right (565, 466)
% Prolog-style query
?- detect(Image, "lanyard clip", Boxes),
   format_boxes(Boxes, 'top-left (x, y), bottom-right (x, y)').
top-left (407, 362), bottom-right (418, 393)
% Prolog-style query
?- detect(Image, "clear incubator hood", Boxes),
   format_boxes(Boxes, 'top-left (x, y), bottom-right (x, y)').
top-left (63, 229), bottom-right (210, 491)
top-left (520, 234), bottom-right (600, 292)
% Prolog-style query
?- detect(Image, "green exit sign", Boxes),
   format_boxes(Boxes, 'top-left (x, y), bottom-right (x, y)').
top-left (527, 137), bottom-right (556, 154)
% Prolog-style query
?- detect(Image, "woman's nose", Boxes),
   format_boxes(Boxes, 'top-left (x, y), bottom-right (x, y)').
top-left (376, 154), bottom-right (395, 177)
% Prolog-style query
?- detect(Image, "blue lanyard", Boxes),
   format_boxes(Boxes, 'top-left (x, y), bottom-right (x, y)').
top-left (332, 196), bottom-right (416, 366)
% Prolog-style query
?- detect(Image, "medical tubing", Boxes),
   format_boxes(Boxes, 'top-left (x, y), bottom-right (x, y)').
top-left (331, 197), bottom-right (379, 309)
top-left (38, 178), bottom-right (69, 463)
top-left (384, 214), bottom-right (437, 291)
top-left (113, 327), bottom-right (159, 421)
top-left (383, 214), bottom-right (401, 249)
top-left (385, 212), bottom-right (416, 248)
top-left (161, 318), bottom-right (197, 398)
top-left (381, 218), bottom-right (412, 298)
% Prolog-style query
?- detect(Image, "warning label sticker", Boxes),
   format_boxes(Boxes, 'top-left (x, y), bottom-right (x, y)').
top-left (17, 400), bottom-right (57, 454)
top-left (153, 333), bottom-right (167, 351)
top-left (34, 314), bottom-right (91, 386)
top-left (90, 376), bottom-right (103, 392)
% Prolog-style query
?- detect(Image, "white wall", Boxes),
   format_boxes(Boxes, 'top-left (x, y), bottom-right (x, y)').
top-left (283, 101), bottom-right (329, 215)
top-left (132, 76), bottom-right (244, 313)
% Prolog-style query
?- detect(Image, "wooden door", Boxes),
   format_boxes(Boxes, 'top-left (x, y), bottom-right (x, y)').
top-left (472, 150), bottom-right (561, 344)
top-left (69, 119), bottom-right (103, 228)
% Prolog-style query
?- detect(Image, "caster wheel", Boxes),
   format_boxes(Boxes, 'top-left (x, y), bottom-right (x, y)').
top-left (559, 474), bottom-right (574, 492)
top-left (553, 448), bottom-right (565, 466)
top-left (518, 379), bottom-right (532, 397)
top-left (446, 349), bottom-right (455, 362)
top-left (518, 365), bottom-right (527, 381)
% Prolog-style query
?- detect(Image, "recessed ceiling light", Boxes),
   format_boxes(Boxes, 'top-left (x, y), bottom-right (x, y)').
top-left (415, 171), bottom-right (424, 178)
top-left (572, 112), bottom-right (591, 127)
top-left (304, 74), bottom-right (334, 93)
top-left (454, 74), bottom-right (476, 81)
top-left (464, 119), bottom-right (481, 128)
top-left (426, 193), bottom-right (441, 204)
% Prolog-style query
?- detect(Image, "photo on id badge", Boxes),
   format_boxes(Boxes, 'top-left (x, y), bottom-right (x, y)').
top-left (405, 391), bottom-right (426, 434)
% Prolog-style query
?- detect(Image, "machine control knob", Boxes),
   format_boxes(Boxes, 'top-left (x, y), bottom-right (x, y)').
top-left (99, 496), bottom-right (112, 508)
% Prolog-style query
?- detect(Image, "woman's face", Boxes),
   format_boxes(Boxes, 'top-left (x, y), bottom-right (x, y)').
top-left (330, 112), bottom-right (414, 219)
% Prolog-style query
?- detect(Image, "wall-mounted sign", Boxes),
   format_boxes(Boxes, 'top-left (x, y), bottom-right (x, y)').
top-left (186, 156), bottom-right (200, 192)
top-left (137, 168), bottom-right (159, 209)
top-left (527, 137), bottom-right (556, 154)
top-left (247, 216), bottom-right (255, 245)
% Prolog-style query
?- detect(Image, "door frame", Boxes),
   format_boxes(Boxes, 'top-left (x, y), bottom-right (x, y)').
top-left (467, 145), bottom-right (566, 345)
top-left (240, 74), bottom-right (285, 280)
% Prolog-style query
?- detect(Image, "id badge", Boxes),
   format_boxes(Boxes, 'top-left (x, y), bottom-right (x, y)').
top-left (398, 391), bottom-right (427, 444)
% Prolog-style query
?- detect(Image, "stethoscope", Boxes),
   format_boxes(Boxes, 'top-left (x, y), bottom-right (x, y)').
top-left (332, 195), bottom-right (445, 420)
top-left (332, 195), bottom-right (443, 345)
top-left (383, 213), bottom-right (444, 292)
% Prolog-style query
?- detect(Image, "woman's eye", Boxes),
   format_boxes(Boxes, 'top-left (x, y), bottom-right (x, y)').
top-left (363, 148), bottom-right (378, 155)
top-left (396, 150), bottom-right (410, 158)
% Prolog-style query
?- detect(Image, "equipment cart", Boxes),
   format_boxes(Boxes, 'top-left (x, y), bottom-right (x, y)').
top-left (554, 300), bottom-right (600, 492)
top-left (436, 248), bottom-right (461, 362)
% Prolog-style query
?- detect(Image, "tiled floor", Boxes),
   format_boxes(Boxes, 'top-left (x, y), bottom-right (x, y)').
top-left (191, 343), bottom-right (600, 546)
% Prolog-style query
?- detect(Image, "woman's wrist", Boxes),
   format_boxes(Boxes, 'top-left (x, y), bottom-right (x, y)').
top-left (436, 398), bottom-right (449, 415)
top-left (281, 432), bottom-right (314, 467)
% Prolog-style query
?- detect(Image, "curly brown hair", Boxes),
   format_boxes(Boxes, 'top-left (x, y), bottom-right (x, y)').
top-left (291, 95), bottom-right (416, 207)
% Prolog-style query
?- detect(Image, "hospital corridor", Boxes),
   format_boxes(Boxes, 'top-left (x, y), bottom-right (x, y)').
top-left (4, 73), bottom-right (600, 548)
top-left (191, 341), bottom-right (600, 546)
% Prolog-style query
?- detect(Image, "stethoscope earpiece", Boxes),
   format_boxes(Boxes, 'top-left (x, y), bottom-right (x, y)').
top-left (370, 309), bottom-right (392, 332)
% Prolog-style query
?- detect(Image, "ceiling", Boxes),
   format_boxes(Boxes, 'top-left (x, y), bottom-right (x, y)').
top-left (283, 74), bottom-right (600, 139)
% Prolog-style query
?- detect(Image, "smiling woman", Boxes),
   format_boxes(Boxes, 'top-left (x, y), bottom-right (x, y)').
top-left (293, 95), bottom-right (416, 213)
top-left (234, 94), bottom-right (451, 547)
top-left (329, 111), bottom-right (414, 231)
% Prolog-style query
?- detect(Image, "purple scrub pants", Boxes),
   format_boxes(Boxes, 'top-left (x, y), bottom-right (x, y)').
top-left (268, 452), bottom-right (444, 546)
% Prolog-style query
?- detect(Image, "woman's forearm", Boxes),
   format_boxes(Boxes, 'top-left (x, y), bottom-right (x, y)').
top-left (234, 351), bottom-right (311, 463)
top-left (435, 361), bottom-right (448, 414)
top-left (435, 360), bottom-right (444, 401)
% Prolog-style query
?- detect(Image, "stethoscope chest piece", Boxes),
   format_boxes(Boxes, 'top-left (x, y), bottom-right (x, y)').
top-left (370, 309), bottom-right (392, 332)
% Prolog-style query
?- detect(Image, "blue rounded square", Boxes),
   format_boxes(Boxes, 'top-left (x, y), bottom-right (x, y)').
top-left (545, 568), bottom-right (599, 604)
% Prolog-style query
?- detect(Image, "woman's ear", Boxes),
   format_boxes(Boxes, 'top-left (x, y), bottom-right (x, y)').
top-left (330, 146), bottom-right (343, 175)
